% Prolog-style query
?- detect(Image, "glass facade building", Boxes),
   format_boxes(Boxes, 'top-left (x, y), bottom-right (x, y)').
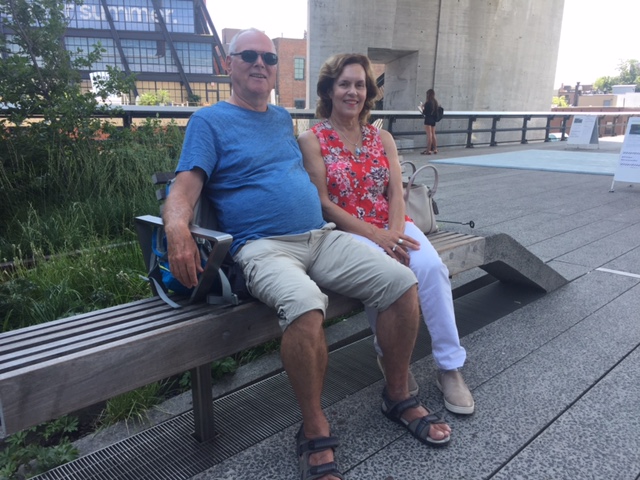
top-left (61, 0), bottom-right (230, 104)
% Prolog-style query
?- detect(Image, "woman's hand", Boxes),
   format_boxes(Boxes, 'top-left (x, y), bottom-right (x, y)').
top-left (373, 228), bottom-right (420, 265)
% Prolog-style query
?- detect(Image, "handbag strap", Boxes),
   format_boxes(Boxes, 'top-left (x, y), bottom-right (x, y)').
top-left (400, 161), bottom-right (439, 200)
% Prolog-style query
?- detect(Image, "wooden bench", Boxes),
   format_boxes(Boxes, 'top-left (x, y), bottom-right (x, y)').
top-left (0, 176), bottom-right (567, 443)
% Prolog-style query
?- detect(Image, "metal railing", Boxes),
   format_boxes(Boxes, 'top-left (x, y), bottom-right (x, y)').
top-left (3, 105), bottom-right (640, 150)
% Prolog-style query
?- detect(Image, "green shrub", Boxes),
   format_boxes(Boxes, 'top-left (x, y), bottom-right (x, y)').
top-left (0, 417), bottom-right (79, 479)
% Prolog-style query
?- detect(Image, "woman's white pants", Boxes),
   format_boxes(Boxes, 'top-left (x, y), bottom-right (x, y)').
top-left (350, 221), bottom-right (466, 370)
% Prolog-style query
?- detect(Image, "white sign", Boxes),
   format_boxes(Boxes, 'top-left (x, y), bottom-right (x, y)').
top-left (567, 115), bottom-right (599, 147)
top-left (610, 117), bottom-right (640, 191)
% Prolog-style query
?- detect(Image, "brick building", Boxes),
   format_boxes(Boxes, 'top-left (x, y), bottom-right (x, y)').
top-left (273, 37), bottom-right (307, 108)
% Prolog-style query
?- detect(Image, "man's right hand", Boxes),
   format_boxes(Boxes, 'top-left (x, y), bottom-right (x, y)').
top-left (166, 224), bottom-right (203, 288)
top-left (162, 169), bottom-right (207, 288)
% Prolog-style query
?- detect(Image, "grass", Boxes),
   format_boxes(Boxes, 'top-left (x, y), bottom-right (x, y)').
top-left (98, 382), bottom-right (166, 429)
top-left (0, 236), bottom-right (150, 332)
top-left (0, 118), bottom-right (183, 260)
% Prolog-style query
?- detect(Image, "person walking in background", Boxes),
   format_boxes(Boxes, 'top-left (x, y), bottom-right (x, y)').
top-left (299, 53), bottom-right (475, 420)
top-left (421, 88), bottom-right (439, 154)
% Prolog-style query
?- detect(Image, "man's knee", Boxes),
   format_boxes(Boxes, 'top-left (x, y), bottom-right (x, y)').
top-left (283, 309), bottom-right (325, 342)
top-left (276, 285), bottom-right (327, 330)
top-left (388, 285), bottom-right (419, 314)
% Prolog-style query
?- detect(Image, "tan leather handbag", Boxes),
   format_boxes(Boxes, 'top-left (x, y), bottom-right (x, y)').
top-left (401, 161), bottom-right (439, 234)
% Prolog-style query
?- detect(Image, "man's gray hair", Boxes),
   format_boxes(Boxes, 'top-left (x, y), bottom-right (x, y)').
top-left (228, 28), bottom-right (274, 55)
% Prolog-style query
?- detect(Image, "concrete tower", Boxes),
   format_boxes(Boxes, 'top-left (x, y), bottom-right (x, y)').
top-left (308, 0), bottom-right (564, 114)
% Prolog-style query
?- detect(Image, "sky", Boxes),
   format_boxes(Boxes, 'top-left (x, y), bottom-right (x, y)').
top-left (554, 0), bottom-right (639, 88)
top-left (207, 0), bottom-right (639, 89)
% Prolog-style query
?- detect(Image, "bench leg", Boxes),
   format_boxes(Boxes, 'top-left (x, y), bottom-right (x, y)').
top-left (191, 364), bottom-right (215, 442)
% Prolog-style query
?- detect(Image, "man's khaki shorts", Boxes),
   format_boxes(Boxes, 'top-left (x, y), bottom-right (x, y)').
top-left (233, 224), bottom-right (417, 330)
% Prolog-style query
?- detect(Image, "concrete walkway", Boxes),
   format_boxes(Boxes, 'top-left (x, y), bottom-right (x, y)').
top-left (66, 137), bottom-right (640, 480)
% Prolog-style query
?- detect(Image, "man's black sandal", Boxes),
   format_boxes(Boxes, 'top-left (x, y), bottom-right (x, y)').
top-left (381, 388), bottom-right (451, 447)
top-left (296, 424), bottom-right (345, 480)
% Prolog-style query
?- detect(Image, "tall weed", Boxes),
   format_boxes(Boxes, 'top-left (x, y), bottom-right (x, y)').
top-left (0, 235), bottom-right (150, 332)
top-left (0, 119), bottom-right (182, 259)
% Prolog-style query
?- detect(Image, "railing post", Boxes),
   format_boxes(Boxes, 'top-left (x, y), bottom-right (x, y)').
top-left (544, 115), bottom-right (553, 142)
top-left (387, 115), bottom-right (396, 135)
top-left (466, 116), bottom-right (476, 148)
top-left (490, 116), bottom-right (500, 146)
top-left (560, 115), bottom-right (569, 141)
top-left (521, 115), bottom-right (531, 144)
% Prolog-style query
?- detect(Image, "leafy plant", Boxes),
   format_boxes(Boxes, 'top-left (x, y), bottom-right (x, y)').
top-left (156, 89), bottom-right (171, 105)
top-left (138, 90), bottom-right (171, 105)
top-left (0, 416), bottom-right (79, 479)
top-left (138, 92), bottom-right (159, 105)
top-left (211, 357), bottom-right (238, 379)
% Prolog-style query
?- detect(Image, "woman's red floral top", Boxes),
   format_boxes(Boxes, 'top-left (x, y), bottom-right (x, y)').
top-left (311, 120), bottom-right (408, 228)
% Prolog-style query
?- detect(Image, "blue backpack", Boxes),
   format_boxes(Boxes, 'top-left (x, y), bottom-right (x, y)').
top-left (142, 176), bottom-right (250, 308)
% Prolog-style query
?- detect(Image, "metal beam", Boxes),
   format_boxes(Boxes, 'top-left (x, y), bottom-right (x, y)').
top-left (194, 0), bottom-right (227, 75)
top-left (149, 0), bottom-right (193, 98)
top-left (98, 0), bottom-right (139, 97)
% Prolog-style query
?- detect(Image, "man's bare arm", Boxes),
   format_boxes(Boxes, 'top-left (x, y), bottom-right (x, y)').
top-left (163, 169), bottom-right (206, 288)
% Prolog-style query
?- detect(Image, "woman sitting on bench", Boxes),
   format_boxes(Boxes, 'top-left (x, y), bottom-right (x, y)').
top-left (299, 53), bottom-right (475, 416)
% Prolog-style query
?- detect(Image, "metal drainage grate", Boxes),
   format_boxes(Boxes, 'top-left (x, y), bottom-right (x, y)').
top-left (35, 280), bottom-right (542, 480)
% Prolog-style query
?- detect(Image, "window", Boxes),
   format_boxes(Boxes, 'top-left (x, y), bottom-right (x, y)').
top-left (294, 57), bottom-right (305, 80)
top-left (294, 99), bottom-right (305, 109)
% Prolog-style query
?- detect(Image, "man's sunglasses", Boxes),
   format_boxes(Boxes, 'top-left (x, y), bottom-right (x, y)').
top-left (230, 50), bottom-right (278, 66)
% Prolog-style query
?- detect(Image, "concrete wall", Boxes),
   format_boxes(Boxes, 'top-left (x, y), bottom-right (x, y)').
top-left (307, 0), bottom-right (564, 144)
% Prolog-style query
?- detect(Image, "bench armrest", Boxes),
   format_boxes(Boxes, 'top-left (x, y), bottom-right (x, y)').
top-left (134, 215), bottom-right (234, 304)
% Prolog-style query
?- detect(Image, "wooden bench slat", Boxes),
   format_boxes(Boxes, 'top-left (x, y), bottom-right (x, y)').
top-left (0, 297), bottom-right (163, 345)
top-left (0, 302), bottom-right (179, 353)
top-left (0, 304), bottom-right (215, 372)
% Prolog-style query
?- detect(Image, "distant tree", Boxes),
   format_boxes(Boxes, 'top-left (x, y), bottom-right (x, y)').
top-left (0, 0), bottom-right (133, 136)
top-left (552, 96), bottom-right (568, 107)
top-left (594, 76), bottom-right (615, 94)
top-left (593, 59), bottom-right (640, 93)
top-left (615, 59), bottom-right (640, 91)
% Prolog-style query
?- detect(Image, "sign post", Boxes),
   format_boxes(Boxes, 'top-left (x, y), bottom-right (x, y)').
top-left (610, 117), bottom-right (640, 191)
top-left (567, 115), bottom-right (599, 148)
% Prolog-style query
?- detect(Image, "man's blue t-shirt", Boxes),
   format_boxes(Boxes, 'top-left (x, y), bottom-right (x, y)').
top-left (176, 102), bottom-right (325, 255)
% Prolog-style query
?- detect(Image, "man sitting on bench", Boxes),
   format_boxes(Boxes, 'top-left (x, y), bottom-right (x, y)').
top-left (163, 28), bottom-right (451, 480)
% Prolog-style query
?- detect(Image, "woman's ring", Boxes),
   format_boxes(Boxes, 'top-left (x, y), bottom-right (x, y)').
top-left (392, 245), bottom-right (397, 252)
top-left (397, 238), bottom-right (404, 245)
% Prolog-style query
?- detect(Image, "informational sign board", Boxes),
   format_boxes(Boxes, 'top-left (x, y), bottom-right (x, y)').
top-left (567, 115), bottom-right (599, 147)
top-left (610, 117), bottom-right (640, 191)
